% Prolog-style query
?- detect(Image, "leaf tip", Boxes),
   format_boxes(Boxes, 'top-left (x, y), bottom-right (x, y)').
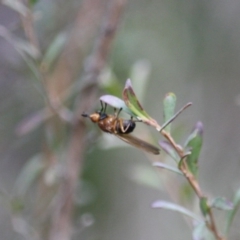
top-left (195, 121), bottom-right (204, 136)
top-left (125, 78), bottom-right (132, 88)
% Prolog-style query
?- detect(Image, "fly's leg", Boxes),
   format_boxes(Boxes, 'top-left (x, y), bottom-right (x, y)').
top-left (100, 101), bottom-right (107, 113)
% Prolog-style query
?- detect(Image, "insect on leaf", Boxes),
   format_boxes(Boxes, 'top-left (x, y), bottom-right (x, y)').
top-left (99, 95), bottom-right (136, 116)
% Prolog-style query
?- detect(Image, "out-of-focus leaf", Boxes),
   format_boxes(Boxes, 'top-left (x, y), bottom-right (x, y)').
top-left (2, 0), bottom-right (28, 15)
top-left (163, 92), bottom-right (176, 133)
top-left (130, 60), bottom-right (151, 103)
top-left (179, 184), bottom-right (195, 205)
top-left (153, 162), bottom-right (182, 175)
top-left (41, 32), bottom-right (67, 71)
top-left (130, 164), bottom-right (162, 190)
top-left (29, 0), bottom-right (39, 6)
top-left (10, 198), bottom-right (25, 213)
top-left (200, 197), bottom-right (209, 216)
top-left (152, 200), bottom-right (201, 222)
top-left (15, 40), bottom-right (40, 59)
top-left (184, 121), bottom-right (203, 176)
top-left (16, 108), bottom-right (48, 135)
top-left (122, 79), bottom-right (158, 126)
top-left (74, 180), bottom-right (97, 206)
top-left (193, 221), bottom-right (215, 240)
top-left (159, 140), bottom-right (179, 162)
top-left (99, 95), bottom-right (136, 116)
top-left (210, 197), bottom-right (233, 211)
top-left (13, 154), bottom-right (45, 197)
top-left (99, 68), bottom-right (122, 96)
top-left (0, 26), bottom-right (40, 81)
top-left (225, 187), bottom-right (240, 234)
top-left (0, 25), bottom-right (39, 59)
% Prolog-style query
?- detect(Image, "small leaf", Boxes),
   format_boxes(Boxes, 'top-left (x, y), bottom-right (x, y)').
top-left (152, 200), bottom-right (201, 222)
top-left (99, 95), bottom-right (136, 116)
top-left (13, 154), bottom-right (45, 197)
top-left (16, 108), bottom-right (48, 135)
top-left (130, 164), bottom-right (162, 190)
top-left (122, 79), bottom-right (158, 126)
top-left (184, 121), bottom-right (203, 176)
top-left (225, 187), bottom-right (240, 234)
top-left (98, 68), bottom-right (122, 96)
top-left (130, 60), bottom-right (151, 103)
top-left (210, 197), bottom-right (233, 211)
top-left (29, 0), bottom-right (39, 6)
top-left (2, 0), bottom-right (28, 15)
top-left (10, 198), bottom-right (25, 213)
top-left (159, 140), bottom-right (179, 162)
top-left (179, 184), bottom-right (195, 205)
top-left (0, 26), bottom-right (41, 80)
top-left (41, 32), bottom-right (67, 71)
top-left (153, 162), bottom-right (183, 175)
top-left (163, 93), bottom-right (176, 132)
top-left (193, 221), bottom-right (215, 240)
top-left (200, 197), bottom-right (209, 216)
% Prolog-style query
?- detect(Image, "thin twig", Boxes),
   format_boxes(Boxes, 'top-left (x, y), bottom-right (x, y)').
top-left (160, 129), bottom-right (224, 239)
top-left (159, 102), bottom-right (192, 132)
top-left (148, 104), bottom-right (224, 239)
top-left (48, 1), bottom-right (127, 240)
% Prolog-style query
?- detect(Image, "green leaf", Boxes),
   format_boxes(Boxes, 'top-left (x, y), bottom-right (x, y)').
top-left (225, 188), bottom-right (240, 234)
top-left (200, 197), bottom-right (209, 216)
top-left (152, 200), bottom-right (202, 222)
top-left (163, 93), bottom-right (176, 133)
top-left (210, 197), bottom-right (233, 211)
top-left (184, 122), bottom-right (203, 176)
top-left (122, 79), bottom-right (150, 119)
top-left (122, 79), bottom-right (158, 126)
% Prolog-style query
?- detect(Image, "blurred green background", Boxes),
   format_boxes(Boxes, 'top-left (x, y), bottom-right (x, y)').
top-left (1, 0), bottom-right (240, 239)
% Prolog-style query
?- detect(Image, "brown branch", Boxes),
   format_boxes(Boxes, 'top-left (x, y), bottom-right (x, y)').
top-left (48, 1), bottom-right (127, 240)
top-left (161, 129), bottom-right (224, 239)
top-left (148, 114), bottom-right (224, 239)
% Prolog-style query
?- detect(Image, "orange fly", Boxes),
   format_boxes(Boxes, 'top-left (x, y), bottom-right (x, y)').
top-left (82, 102), bottom-right (160, 155)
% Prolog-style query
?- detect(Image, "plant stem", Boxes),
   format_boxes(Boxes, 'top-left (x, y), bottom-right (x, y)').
top-left (152, 120), bottom-right (225, 240)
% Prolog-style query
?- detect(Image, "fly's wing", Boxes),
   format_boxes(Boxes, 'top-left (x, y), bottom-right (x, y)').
top-left (115, 133), bottom-right (160, 155)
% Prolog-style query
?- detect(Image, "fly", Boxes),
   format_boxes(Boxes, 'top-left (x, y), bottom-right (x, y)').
top-left (82, 102), bottom-right (160, 155)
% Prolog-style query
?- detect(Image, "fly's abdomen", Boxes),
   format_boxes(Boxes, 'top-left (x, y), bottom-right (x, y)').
top-left (116, 120), bottom-right (136, 134)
